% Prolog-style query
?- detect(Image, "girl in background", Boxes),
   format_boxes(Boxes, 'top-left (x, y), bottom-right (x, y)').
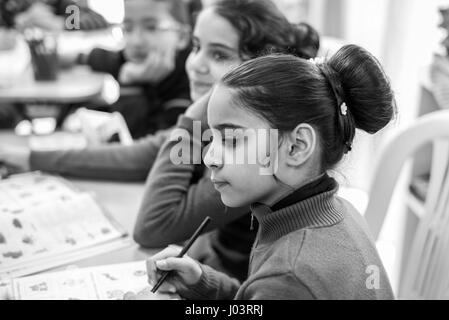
top-left (133, 0), bottom-right (320, 282)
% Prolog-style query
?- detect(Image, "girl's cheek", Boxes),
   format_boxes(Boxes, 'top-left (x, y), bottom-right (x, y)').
top-left (209, 61), bottom-right (239, 83)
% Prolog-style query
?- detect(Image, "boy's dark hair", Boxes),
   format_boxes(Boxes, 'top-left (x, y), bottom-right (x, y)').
top-left (0, 0), bottom-right (34, 27)
top-left (221, 45), bottom-right (397, 171)
top-left (211, 0), bottom-right (319, 59)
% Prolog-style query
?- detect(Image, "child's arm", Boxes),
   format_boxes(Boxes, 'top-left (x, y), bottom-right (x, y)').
top-left (26, 129), bottom-right (170, 181)
top-left (179, 264), bottom-right (241, 300)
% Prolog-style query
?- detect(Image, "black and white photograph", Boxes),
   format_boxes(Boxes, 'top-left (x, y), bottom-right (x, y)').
top-left (0, 0), bottom-right (447, 308)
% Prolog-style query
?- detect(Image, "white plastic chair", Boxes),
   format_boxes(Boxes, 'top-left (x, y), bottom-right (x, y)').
top-left (365, 109), bottom-right (449, 299)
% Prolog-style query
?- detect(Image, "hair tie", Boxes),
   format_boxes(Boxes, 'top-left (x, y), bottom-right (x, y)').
top-left (316, 63), bottom-right (346, 109)
top-left (310, 58), bottom-right (355, 153)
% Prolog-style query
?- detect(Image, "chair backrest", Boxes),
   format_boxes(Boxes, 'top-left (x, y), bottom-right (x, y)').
top-left (364, 109), bottom-right (449, 299)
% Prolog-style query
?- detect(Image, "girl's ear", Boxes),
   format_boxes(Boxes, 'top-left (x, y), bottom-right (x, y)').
top-left (284, 123), bottom-right (317, 167)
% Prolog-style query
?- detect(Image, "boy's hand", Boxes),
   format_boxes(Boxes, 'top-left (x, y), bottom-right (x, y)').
top-left (58, 51), bottom-right (79, 69)
top-left (119, 47), bottom-right (176, 85)
top-left (146, 245), bottom-right (203, 294)
top-left (0, 146), bottom-right (31, 172)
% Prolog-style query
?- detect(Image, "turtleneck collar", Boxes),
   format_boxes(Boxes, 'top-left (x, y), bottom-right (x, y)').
top-left (250, 177), bottom-right (343, 245)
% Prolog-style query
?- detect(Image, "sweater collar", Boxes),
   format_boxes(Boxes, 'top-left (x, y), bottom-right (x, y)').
top-left (250, 184), bottom-right (343, 244)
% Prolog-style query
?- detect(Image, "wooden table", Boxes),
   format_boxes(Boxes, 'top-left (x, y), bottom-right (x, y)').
top-left (0, 66), bottom-right (119, 105)
top-left (0, 29), bottom-right (122, 105)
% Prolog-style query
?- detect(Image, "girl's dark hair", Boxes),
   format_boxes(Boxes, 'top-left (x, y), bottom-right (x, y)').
top-left (211, 0), bottom-right (319, 59)
top-left (221, 44), bottom-right (396, 171)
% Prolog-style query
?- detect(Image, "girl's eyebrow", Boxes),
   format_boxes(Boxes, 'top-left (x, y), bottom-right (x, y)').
top-left (208, 43), bottom-right (239, 53)
top-left (213, 123), bottom-right (247, 131)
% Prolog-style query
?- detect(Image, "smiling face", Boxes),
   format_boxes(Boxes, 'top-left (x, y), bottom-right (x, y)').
top-left (204, 85), bottom-right (288, 208)
top-left (122, 0), bottom-right (182, 63)
top-left (185, 8), bottom-right (243, 102)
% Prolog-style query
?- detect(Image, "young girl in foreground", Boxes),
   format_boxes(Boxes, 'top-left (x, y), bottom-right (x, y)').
top-left (145, 45), bottom-right (395, 299)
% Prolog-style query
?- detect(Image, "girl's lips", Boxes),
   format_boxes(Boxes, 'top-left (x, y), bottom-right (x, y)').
top-left (191, 80), bottom-right (213, 91)
top-left (211, 179), bottom-right (229, 190)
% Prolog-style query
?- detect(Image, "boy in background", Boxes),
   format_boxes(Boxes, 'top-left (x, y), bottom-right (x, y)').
top-left (70, 0), bottom-right (192, 138)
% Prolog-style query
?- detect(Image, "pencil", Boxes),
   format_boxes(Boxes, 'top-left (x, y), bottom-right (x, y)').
top-left (151, 216), bottom-right (212, 293)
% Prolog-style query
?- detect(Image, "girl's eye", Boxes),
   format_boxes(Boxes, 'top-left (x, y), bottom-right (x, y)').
top-left (210, 50), bottom-right (230, 62)
top-left (143, 24), bottom-right (158, 32)
top-left (222, 136), bottom-right (238, 147)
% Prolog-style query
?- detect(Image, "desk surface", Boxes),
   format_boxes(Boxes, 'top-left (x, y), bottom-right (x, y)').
top-left (0, 66), bottom-right (118, 104)
top-left (0, 29), bottom-right (122, 105)
top-left (0, 131), bottom-right (156, 273)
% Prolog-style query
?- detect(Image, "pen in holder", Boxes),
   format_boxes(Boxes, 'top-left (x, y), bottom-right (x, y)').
top-left (25, 29), bottom-right (58, 81)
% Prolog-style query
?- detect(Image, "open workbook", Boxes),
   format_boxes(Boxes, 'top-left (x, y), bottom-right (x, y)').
top-left (0, 172), bottom-right (131, 280)
top-left (0, 260), bottom-right (173, 300)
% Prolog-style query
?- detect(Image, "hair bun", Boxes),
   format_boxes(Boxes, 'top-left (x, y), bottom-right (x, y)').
top-left (328, 44), bottom-right (396, 134)
top-left (290, 22), bottom-right (320, 59)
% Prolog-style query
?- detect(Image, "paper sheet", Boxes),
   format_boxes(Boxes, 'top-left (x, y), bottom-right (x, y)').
top-left (0, 173), bottom-right (129, 279)
top-left (11, 261), bottom-right (172, 300)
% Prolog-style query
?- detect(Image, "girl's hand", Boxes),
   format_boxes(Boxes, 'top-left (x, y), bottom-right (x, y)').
top-left (184, 90), bottom-right (212, 124)
top-left (146, 245), bottom-right (203, 294)
top-left (0, 146), bottom-right (31, 172)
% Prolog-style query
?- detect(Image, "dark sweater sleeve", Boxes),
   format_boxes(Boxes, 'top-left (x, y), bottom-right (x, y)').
top-left (29, 130), bottom-right (169, 181)
top-left (85, 48), bottom-right (125, 79)
top-left (133, 115), bottom-right (249, 247)
top-left (177, 264), bottom-right (241, 300)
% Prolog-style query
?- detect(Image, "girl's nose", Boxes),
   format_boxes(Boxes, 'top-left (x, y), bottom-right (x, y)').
top-left (204, 143), bottom-right (223, 170)
top-left (127, 27), bottom-right (144, 46)
top-left (187, 50), bottom-right (209, 75)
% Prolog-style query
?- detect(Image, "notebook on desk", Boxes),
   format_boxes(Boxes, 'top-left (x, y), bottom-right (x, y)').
top-left (1, 260), bottom-right (175, 300)
top-left (0, 172), bottom-right (131, 280)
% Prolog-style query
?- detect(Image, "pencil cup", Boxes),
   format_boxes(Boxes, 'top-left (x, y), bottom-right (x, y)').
top-left (26, 31), bottom-right (59, 81)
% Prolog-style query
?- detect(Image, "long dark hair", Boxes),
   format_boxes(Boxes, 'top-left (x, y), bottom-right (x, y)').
top-left (211, 0), bottom-right (320, 59)
top-left (221, 44), bottom-right (396, 171)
